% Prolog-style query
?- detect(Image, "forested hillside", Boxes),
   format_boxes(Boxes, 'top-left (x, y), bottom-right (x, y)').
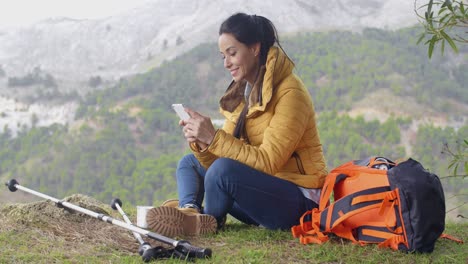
top-left (0, 27), bottom-right (466, 215)
top-left (285, 28), bottom-right (467, 113)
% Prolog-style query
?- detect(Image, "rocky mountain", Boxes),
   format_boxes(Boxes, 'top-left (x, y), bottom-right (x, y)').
top-left (0, 0), bottom-right (420, 134)
top-left (0, 0), bottom-right (417, 85)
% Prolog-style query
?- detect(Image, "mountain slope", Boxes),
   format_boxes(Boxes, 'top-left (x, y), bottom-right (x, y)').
top-left (0, 0), bottom-right (417, 85)
top-left (0, 0), bottom-right (422, 132)
top-left (1, 27), bottom-right (466, 207)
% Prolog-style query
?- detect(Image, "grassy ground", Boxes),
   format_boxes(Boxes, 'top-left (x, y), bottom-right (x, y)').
top-left (0, 200), bottom-right (466, 264)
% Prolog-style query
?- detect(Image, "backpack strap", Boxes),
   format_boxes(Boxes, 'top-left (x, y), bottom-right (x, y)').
top-left (291, 208), bottom-right (330, 244)
top-left (356, 225), bottom-right (400, 243)
top-left (319, 187), bottom-right (392, 230)
top-left (292, 171), bottom-right (348, 244)
top-left (318, 172), bottom-right (347, 210)
top-left (292, 186), bottom-right (398, 245)
top-left (378, 234), bottom-right (407, 250)
top-left (439, 233), bottom-right (464, 244)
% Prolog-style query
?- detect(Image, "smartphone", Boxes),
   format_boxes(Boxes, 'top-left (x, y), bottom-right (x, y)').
top-left (171, 104), bottom-right (190, 120)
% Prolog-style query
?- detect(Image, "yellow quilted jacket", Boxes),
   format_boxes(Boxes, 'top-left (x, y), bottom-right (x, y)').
top-left (190, 46), bottom-right (327, 188)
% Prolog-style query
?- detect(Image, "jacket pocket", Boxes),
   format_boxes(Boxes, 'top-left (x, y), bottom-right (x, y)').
top-left (292, 151), bottom-right (306, 175)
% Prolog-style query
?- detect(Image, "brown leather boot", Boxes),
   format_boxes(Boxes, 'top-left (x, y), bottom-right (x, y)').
top-left (146, 206), bottom-right (217, 237)
top-left (161, 199), bottom-right (179, 207)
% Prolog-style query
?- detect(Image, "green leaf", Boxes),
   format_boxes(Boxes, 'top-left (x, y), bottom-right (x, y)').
top-left (460, 2), bottom-right (465, 14)
top-left (464, 161), bottom-right (468, 175)
top-left (464, 139), bottom-right (468, 145)
top-left (453, 163), bottom-right (459, 175)
top-left (428, 0), bottom-right (434, 15)
top-left (439, 13), bottom-right (451, 25)
top-left (441, 39), bottom-right (445, 55)
top-left (438, 7), bottom-right (447, 16)
top-left (448, 160), bottom-right (456, 169)
top-left (441, 1), bottom-right (447, 9)
top-left (446, 0), bottom-right (454, 12)
top-left (416, 33), bottom-right (426, 45)
top-left (428, 11), bottom-right (434, 27)
top-left (440, 30), bottom-right (459, 53)
top-left (428, 36), bottom-right (437, 58)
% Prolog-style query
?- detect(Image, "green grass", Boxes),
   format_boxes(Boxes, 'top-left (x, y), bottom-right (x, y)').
top-left (0, 216), bottom-right (466, 264)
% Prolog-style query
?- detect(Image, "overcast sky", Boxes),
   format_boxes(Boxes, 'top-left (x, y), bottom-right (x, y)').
top-left (0, 0), bottom-right (151, 29)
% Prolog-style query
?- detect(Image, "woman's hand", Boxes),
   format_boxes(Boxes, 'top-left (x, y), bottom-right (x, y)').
top-left (179, 108), bottom-right (216, 149)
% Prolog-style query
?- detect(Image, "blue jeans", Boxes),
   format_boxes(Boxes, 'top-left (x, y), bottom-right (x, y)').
top-left (176, 154), bottom-right (318, 230)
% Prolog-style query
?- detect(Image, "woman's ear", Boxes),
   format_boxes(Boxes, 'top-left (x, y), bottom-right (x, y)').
top-left (251, 42), bottom-right (261, 57)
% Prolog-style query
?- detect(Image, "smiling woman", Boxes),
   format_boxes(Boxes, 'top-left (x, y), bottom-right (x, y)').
top-left (0, 0), bottom-right (150, 29)
top-left (146, 12), bottom-right (328, 238)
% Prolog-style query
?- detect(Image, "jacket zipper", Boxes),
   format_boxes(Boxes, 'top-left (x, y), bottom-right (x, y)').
top-left (292, 152), bottom-right (306, 175)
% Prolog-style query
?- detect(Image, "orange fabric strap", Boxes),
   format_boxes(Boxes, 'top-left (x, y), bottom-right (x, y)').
top-left (319, 172), bottom-right (343, 209)
top-left (378, 190), bottom-right (398, 216)
top-left (330, 223), bottom-right (358, 243)
top-left (330, 203), bottom-right (382, 229)
top-left (299, 234), bottom-right (329, 245)
top-left (440, 233), bottom-right (464, 244)
top-left (362, 228), bottom-right (395, 240)
top-left (351, 192), bottom-right (388, 205)
top-left (291, 209), bottom-right (315, 237)
top-left (378, 235), bottom-right (407, 251)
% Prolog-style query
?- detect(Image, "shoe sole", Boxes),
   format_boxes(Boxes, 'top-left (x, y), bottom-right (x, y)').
top-left (146, 206), bottom-right (217, 237)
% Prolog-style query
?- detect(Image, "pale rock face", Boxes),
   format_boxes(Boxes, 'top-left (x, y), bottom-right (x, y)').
top-left (0, 96), bottom-right (77, 136)
top-left (0, 0), bottom-right (417, 134)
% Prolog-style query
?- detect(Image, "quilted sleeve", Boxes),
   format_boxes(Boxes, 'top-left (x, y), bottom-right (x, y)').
top-left (205, 86), bottom-right (311, 175)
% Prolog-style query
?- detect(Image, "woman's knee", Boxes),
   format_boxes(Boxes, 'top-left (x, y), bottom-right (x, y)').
top-left (176, 154), bottom-right (200, 183)
top-left (177, 154), bottom-right (197, 169)
top-left (204, 158), bottom-right (240, 184)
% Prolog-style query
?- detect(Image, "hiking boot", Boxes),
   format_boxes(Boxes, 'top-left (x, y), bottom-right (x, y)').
top-left (160, 200), bottom-right (227, 230)
top-left (161, 199), bottom-right (179, 208)
top-left (146, 206), bottom-right (217, 237)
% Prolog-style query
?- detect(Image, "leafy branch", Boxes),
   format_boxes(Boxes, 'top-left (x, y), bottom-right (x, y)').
top-left (441, 139), bottom-right (468, 178)
top-left (441, 140), bottom-right (467, 217)
top-left (415, 0), bottom-right (468, 58)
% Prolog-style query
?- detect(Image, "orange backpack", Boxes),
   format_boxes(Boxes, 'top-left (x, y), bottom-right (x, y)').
top-left (291, 157), bottom-right (463, 252)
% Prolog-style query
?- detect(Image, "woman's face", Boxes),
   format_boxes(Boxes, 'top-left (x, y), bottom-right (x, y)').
top-left (218, 33), bottom-right (260, 84)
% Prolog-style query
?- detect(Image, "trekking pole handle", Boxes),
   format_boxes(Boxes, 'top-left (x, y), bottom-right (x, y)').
top-left (6, 179), bottom-right (18, 192)
top-left (173, 240), bottom-right (212, 259)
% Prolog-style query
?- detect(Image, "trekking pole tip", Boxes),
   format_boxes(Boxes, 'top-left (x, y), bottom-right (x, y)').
top-left (110, 198), bottom-right (122, 210)
top-left (138, 242), bottom-right (151, 256)
top-left (175, 240), bottom-right (212, 259)
top-left (6, 179), bottom-right (18, 192)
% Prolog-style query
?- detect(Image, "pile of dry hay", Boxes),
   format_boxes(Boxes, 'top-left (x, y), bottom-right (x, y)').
top-left (0, 194), bottom-right (162, 254)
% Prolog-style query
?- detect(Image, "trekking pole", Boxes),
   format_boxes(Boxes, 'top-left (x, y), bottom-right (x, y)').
top-left (110, 198), bottom-right (166, 262)
top-left (6, 179), bottom-right (212, 260)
